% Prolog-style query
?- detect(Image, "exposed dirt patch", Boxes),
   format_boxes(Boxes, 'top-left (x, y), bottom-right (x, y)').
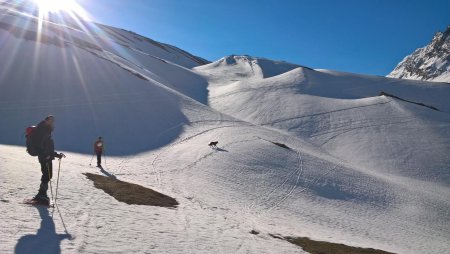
top-left (271, 235), bottom-right (395, 254)
top-left (271, 142), bottom-right (291, 150)
top-left (84, 173), bottom-right (178, 208)
top-left (250, 230), bottom-right (260, 235)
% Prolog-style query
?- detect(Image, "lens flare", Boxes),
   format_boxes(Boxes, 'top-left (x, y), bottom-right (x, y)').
top-left (33, 0), bottom-right (74, 12)
top-left (32, 0), bottom-right (89, 19)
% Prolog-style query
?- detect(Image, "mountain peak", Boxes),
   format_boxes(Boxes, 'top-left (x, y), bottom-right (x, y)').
top-left (196, 55), bottom-right (304, 81)
top-left (387, 26), bottom-right (450, 83)
top-left (220, 55), bottom-right (255, 65)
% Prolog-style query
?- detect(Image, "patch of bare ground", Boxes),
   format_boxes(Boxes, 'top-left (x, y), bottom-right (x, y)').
top-left (271, 142), bottom-right (290, 149)
top-left (83, 173), bottom-right (178, 208)
top-left (270, 234), bottom-right (395, 254)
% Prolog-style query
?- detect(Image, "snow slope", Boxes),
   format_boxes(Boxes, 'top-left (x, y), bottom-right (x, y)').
top-left (194, 56), bottom-right (450, 253)
top-left (1, 3), bottom-right (450, 254)
top-left (195, 56), bottom-right (450, 185)
top-left (0, 4), bottom-right (212, 155)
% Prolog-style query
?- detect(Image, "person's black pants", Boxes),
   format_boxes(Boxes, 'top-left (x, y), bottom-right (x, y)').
top-left (38, 157), bottom-right (53, 196)
top-left (96, 152), bottom-right (102, 166)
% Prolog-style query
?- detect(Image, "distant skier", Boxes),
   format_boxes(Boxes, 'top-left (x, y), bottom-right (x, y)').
top-left (31, 115), bottom-right (65, 205)
top-left (94, 137), bottom-right (104, 167)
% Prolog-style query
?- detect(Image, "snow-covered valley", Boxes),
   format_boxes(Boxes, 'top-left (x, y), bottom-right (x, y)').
top-left (1, 2), bottom-right (449, 254)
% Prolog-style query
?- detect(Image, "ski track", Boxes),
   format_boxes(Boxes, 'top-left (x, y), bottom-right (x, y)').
top-left (259, 99), bottom-right (394, 126)
top-left (152, 125), bottom-right (322, 241)
top-left (144, 124), bottom-right (311, 253)
top-left (267, 150), bottom-right (303, 212)
top-left (151, 122), bottom-right (255, 186)
top-left (246, 139), bottom-right (302, 213)
top-left (315, 119), bottom-right (417, 147)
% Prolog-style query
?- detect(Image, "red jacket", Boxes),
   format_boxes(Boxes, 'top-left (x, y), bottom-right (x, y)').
top-left (94, 140), bottom-right (103, 153)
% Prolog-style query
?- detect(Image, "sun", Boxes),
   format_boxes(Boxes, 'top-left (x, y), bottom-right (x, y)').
top-left (31, 0), bottom-right (90, 21)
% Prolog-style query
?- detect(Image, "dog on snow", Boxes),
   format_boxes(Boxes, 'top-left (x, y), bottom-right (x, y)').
top-left (208, 141), bottom-right (218, 148)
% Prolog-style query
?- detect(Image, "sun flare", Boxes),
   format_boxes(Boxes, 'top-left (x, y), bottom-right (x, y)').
top-left (32, 0), bottom-right (90, 22)
top-left (33, 0), bottom-right (77, 13)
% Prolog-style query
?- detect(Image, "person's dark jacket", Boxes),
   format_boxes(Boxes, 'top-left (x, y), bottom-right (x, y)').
top-left (33, 121), bottom-right (56, 161)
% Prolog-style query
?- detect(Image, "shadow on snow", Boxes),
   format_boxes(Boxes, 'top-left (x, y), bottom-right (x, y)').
top-left (15, 206), bottom-right (71, 254)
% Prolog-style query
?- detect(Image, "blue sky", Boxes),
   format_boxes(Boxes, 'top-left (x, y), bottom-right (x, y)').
top-left (77, 0), bottom-right (450, 76)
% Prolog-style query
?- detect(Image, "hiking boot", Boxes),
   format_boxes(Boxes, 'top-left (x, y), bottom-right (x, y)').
top-left (32, 194), bottom-right (50, 205)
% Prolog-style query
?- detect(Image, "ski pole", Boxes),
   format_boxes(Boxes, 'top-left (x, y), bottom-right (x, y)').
top-left (104, 150), bottom-right (107, 169)
top-left (47, 162), bottom-right (54, 204)
top-left (54, 158), bottom-right (62, 204)
top-left (89, 153), bottom-right (94, 166)
top-left (103, 142), bottom-right (107, 169)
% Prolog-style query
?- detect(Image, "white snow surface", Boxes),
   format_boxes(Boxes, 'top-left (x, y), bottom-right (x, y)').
top-left (1, 4), bottom-right (450, 254)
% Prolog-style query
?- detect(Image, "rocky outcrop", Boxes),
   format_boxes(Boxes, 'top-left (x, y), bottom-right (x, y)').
top-left (388, 26), bottom-right (450, 83)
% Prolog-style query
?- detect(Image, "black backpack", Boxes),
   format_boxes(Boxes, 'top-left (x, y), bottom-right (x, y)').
top-left (25, 126), bottom-right (38, 156)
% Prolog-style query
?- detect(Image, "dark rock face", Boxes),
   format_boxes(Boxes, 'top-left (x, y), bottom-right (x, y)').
top-left (388, 26), bottom-right (450, 82)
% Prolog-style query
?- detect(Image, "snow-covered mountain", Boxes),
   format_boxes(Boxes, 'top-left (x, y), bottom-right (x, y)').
top-left (387, 26), bottom-right (450, 83)
top-left (1, 3), bottom-right (449, 254)
top-left (195, 55), bottom-right (450, 185)
top-left (0, 1), bottom-right (212, 155)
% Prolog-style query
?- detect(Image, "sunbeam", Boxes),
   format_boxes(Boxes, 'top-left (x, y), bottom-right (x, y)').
top-left (31, 0), bottom-right (90, 22)
top-left (33, 0), bottom-right (78, 14)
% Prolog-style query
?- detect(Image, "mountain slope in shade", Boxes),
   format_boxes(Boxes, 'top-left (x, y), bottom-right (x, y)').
top-left (0, 3), bottom-right (213, 155)
top-left (0, 0), bottom-right (209, 67)
top-left (388, 26), bottom-right (450, 83)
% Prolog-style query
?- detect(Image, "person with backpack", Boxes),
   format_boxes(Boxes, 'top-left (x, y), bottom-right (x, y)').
top-left (94, 137), bottom-right (104, 167)
top-left (30, 115), bottom-right (65, 205)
